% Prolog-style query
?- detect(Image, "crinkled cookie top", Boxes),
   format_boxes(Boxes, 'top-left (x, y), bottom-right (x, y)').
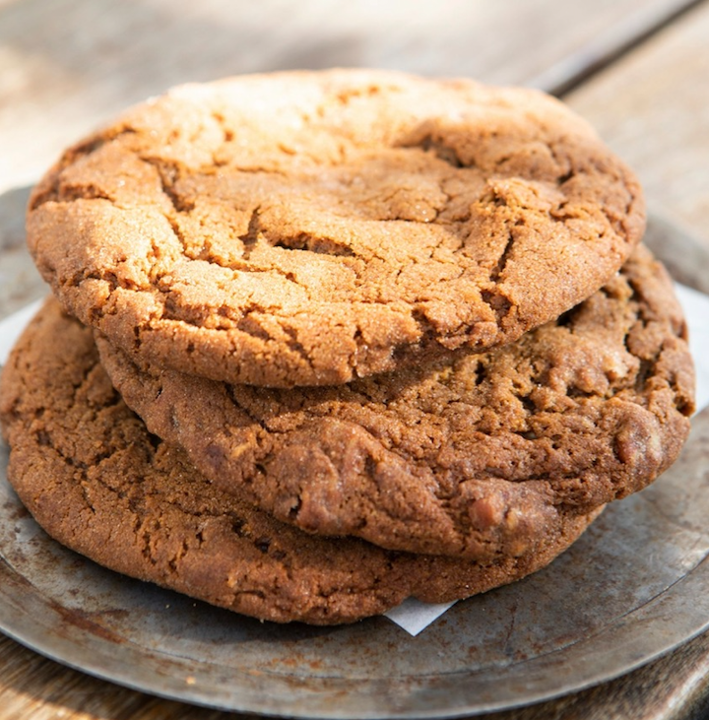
top-left (28, 69), bottom-right (645, 386)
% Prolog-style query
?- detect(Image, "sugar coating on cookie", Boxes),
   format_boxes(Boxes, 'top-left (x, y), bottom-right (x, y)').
top-left (97, 245), bottom-right (694, 560)
top-left (28, 70), bottom-right (645, 386)
top-left (0, 301), bottom-right (599, 624)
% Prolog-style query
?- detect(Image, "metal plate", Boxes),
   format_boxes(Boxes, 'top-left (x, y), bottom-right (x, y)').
top-left (1, 215), bottom-right (709, 718)
top-left (2, 416), bottom-right (709, 719)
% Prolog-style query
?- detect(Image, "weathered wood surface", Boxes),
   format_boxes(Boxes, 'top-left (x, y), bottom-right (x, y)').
top-left (566, 0), bottom-right (709, 246)
top-left (1, 0), bottom-right (709, 718)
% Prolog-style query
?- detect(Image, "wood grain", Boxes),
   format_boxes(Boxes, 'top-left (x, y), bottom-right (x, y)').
top-left (565, 0), bottom-right (709, 244)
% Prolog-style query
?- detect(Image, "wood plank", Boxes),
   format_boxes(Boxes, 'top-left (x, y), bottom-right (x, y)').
top-left (529, 0), bottom-right (705, 95)
top-left (565, 0), bottom-right (709, 244)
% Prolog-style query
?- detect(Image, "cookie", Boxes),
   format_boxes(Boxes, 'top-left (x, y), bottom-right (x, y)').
top-left (0, 301), bottom-right (599, 624)
top-left (97, 245), bottom-right (694, 560)
top-left (27, 69), bottom-right (645, 387)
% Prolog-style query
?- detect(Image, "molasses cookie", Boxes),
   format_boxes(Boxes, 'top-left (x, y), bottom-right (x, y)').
top-left (0, 300), bottom-right (599, 624)
top-left (97, 245), bottom-right (694, 560)
top-left (28, 69), bottom-right (645, 387)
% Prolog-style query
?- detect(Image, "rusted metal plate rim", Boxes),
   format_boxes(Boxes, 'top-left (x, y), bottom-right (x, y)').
top-left (0, 214), bottom-right (708, 718)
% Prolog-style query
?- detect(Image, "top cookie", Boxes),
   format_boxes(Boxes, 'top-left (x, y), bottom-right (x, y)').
top-left (28, 69), bottom-right (645, 387)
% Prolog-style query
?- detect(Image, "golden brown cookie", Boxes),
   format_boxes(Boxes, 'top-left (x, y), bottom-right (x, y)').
top-left (27, 69), bottom-right (645, 387)
top-left (0, 300), bottom-right (601, 624)
top-left (97, 245), bottom-right (694, 560)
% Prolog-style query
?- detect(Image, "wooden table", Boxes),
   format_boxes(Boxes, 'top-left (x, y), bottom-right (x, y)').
top-left (2, 1), bottom-right (709, 717)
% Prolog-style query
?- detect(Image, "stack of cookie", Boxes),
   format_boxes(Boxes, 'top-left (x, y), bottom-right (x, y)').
top-left (0, 70), bottom-right (695, 625)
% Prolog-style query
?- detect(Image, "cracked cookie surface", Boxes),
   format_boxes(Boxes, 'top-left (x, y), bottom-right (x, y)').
top-left (97, 245), bottom-right (694, 559)
top-left (0, 301), bottom-right (600, 624)
top-left (27, 69), bottom-right (645, 387)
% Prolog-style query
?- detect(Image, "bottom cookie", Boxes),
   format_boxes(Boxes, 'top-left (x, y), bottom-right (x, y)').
top-left (0, 300), bottom-right (600, 625)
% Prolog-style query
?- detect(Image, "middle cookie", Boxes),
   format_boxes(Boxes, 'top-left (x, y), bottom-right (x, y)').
top-left (96, 245), bottom-right (694, 560)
